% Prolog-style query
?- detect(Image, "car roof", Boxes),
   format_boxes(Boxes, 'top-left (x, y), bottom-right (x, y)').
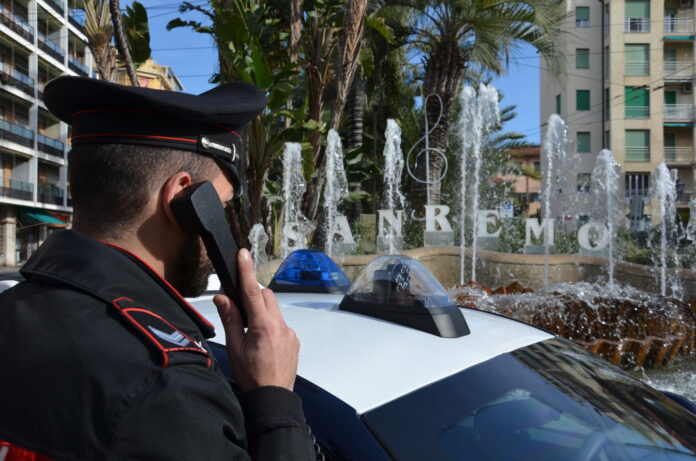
top-left (189, 291), bottom-right (553, 414)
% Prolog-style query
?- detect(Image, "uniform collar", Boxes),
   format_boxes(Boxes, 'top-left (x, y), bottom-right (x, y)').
top-left (20, 229), bottom-right (216, 339)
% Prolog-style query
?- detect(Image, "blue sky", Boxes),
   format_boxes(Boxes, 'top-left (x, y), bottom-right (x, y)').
top-left (138, 0), bottom-right (542, 144)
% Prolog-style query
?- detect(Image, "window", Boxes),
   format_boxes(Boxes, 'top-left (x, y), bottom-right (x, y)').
top-left (533, 161), bottom-right (541, 172)
top-left (625, 86), bottom-right (649, 118)
top-left (625, 130), bottom-right (650, 162)
top-left (604, 130), bottom-right (610, 149)
top-left (604, 88), bottom-right (610, 120)
top-left (664, 132), bottom-right (677, 161)
top-left (577, 132), bottom-right (591, 152)
top-left (576, 48), bottom-right (589, 69)
top-left (625, 0), bottom-right (650, 32)
top-left (625, 44), bottom-right (649, 75)
top-left (576, 6), bottom-right (590, 27)
top-left (603, 46), bottom-right (609, 74)
top-left (625, 172), bottom-right (650, 196)
top-left (555, 94), bottom-right (561, 114)
top-left (576, 90), bottom-right (590, 110)
top-left (577, 173), bottom-right (591, 193)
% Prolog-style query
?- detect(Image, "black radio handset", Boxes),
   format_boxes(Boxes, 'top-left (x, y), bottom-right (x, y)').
top-left (170, 181), bottom-right (247, 326)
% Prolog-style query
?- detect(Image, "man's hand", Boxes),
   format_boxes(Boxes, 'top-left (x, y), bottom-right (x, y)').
top-left (214, 249), bottom-right (299, 392)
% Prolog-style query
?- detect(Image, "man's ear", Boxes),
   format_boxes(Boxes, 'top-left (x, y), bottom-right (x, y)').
top-left (162, 171), bottom-right (193, 231)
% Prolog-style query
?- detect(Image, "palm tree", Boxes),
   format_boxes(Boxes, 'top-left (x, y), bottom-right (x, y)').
top-left (84, 0), bottom-right (117, 82)
top-left (393, 0), bottom-right (565, 205)
top-left (110, 0), bottom-right (138, 86)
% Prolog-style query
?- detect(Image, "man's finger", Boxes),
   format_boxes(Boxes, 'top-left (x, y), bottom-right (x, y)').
top-left (261, 288), bottom-right (282, 319)
top-left (237, 249), bottom-right (269, 325)
top-left (214, 294), bottom-right (244, 350)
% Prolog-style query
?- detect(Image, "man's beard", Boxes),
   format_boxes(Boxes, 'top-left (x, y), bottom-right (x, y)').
top-left (170, 234), bottom-right (214, 297)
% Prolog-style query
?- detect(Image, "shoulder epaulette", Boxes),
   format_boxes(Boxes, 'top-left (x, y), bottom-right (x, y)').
top-left (111, 297), bottom-right (212, 368)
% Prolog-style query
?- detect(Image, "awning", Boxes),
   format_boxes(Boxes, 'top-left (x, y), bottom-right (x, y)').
top-left (19, 209), bottom-right (68, 227)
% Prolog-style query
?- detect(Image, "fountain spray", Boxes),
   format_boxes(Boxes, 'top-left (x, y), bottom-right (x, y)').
top-left (281, 142), bottom-right (314, 258)
top-left (323, 129), bottom-right (349, 257)
top-left (591, 149), bottom-right (621, 288)
top-left (456, 84), bottom-right (500, 284)
top-left (651, 163), bottom-right (681, 298)
top-left (382, 119), bottom-right (405, 255)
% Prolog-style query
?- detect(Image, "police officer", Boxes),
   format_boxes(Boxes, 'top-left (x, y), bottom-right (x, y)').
top-left (0, 77), bottom-right (316, 459)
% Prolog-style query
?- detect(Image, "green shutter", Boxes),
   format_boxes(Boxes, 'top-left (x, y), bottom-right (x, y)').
top-left (665, 91), bottom-right (676, 105)
top-left (625, 0), bottom-right (649, 18)
top-left (576, 6), bottom-right (590, 21)
top-left (576, 90), bottom-right (590, 110)
top-left (576, 49), bottom-right (589, 68)
top-left (665, 7), bottom-right (677, 16)
top-left (625, 87), bottom-right (649, 106)
top-left (577, 132), bottom-right (591, 152)
top-left (604, 88), bottom-right (610, 120)
top-left (604, 130), bottom-right (611, 149)
top-left (625, 44), bottom-right (648, 75)
top-left (556, 94), bottom-right (561, 114)
top-left (664, 49), bottom-right (677, 62)
top-left (626, 130), bottom-right (649, 146)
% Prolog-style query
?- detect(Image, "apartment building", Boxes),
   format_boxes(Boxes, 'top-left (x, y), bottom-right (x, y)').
top-left (1, 0), bottom-right (92, 266)
top-left (540, 0), bottom-right (696, 226)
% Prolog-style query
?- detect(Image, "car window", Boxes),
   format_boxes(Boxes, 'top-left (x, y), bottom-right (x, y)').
top-left (363, 338), bottom-right (696, 461)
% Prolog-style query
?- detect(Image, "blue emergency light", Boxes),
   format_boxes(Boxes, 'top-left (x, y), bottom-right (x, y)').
top-left (268, 250), bottom-right (351, 294)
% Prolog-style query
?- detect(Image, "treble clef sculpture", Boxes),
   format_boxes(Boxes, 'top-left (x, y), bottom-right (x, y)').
top-left (406, 93), bottom-right (448, 220)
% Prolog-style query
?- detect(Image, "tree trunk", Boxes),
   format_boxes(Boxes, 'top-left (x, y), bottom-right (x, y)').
top-left (109, 0), bottom-right (138, 86)
top-left (84, 0), bottom-right (117, 82)
top-left (285, 0), bottom-right (304, 129)
top-left (419, 41), bottom-right (466, 205)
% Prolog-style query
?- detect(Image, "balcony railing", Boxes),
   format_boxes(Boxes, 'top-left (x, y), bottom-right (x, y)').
top-left (37, 32), bottom-right (65, 62)
top-left (625, 18), bottom-right (650, 33)
top-left (677, 192), bottom-right (693, 204)
top-left (45, 0), bottom-right (65, 15)
top-left (625, 187), bottom-right (650, 197)
top-left (38, 184), bottom-right (64, 205)
top-left (68, 55), bottom-right (89, 76)
top-left (664, 104), bottom-right (694, 120)
top-left (68, 8), bottom-right (85, 29)
top-left (0, 119), bottom-right (34, 148)
top-left (625, 61), bottom-right (649, 75)
top-left (625, 106), bottom-right (650, 118)
top-left (664, 60), bottom-right (694, 79)
top-left (0, 178), bottom-right (33, 201)
top-left (665, 146), bottom-right (694, 162)
top-left (0, 4), bottom-right (34, 42)
top-left (37, 133), bottom-right (65, 157)
top-left (664, 18), bottom-right (694, 34)
top-left (626, 146), bottom-right (650, 162)
top-left (0, 62), bottom-right (35, 95)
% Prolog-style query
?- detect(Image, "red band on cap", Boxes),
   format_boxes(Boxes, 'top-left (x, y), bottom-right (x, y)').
top-left (71, 133), bottom-right (198, 144)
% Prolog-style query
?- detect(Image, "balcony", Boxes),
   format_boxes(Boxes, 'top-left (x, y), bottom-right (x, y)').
top-left (626, 146), bottom-right (650, 162)
top-left (0, 4), bottom-right (34, 42)
top-left (665, 146), bottom-right (694, 162)
top-left (68, 9), bottom-right (85, 29)
top-left (0, 62), bottom-right (35, 96)
top-left (0, 178), bottom-right (33, 201)
top-left (38, 183), bottom-right (64, 205)
top-left (677, 192), bottom-right (693, 204)
top-left (37, 83), bottom-right (45, 100)
top-left (664, 60), bottom-right (694, 79)
top-left (45, 0), bottom-right (65, 15)
top-left (664, 18), bottom-right (694, 34)
top-left (664, 104), bottom-right (694, 121)
top-left (68, 55), bottom-right (89, 76)
top-left (625, 18), bottom-right (650, 33)
top-left (626, 106), bottom-right (650, 118)
top-left (625, 61), bottom-right (649, 76)
top-left (0, 119), bottom-right (34, 148)
top-left (37, 134), bottom-right (65, 157)
top-left (38, 32), bottom-right (65, 63)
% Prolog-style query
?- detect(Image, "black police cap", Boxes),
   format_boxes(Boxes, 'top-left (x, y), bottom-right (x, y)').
top-left (44, 76), bottom-right (267, 198)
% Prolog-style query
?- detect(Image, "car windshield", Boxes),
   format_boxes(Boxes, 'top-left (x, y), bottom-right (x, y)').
top-left (363, 338), bottom-right (696, 461)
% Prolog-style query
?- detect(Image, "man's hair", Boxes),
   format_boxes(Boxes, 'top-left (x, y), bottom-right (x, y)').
top-left (69, 144), bottom-right (219, 239)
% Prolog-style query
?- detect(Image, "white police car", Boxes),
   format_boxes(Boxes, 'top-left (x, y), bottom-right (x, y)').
top-left (192, 251), bottom-right (696, 461)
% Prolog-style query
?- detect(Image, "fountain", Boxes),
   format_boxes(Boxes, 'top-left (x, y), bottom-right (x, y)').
top-left (590, 149), bottom-right (621, 288)
top-left (281, 142), bottom-right (314, 258)
top-left (456, 84), bottom-right (501, 284)
top-left (539, 114), bottom-right (576, 286)
top-left (248, 223), bottom-right (269, 267)
top-left (651, 163), bottom-right (682, 298)
top-left (323, 129), bottom-right (350, 257)
top-left (378, 119), bottom-right (405, 254)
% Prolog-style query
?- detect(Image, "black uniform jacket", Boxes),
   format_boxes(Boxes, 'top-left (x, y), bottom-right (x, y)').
top-left (0, 230), bottom-right (315, 460)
